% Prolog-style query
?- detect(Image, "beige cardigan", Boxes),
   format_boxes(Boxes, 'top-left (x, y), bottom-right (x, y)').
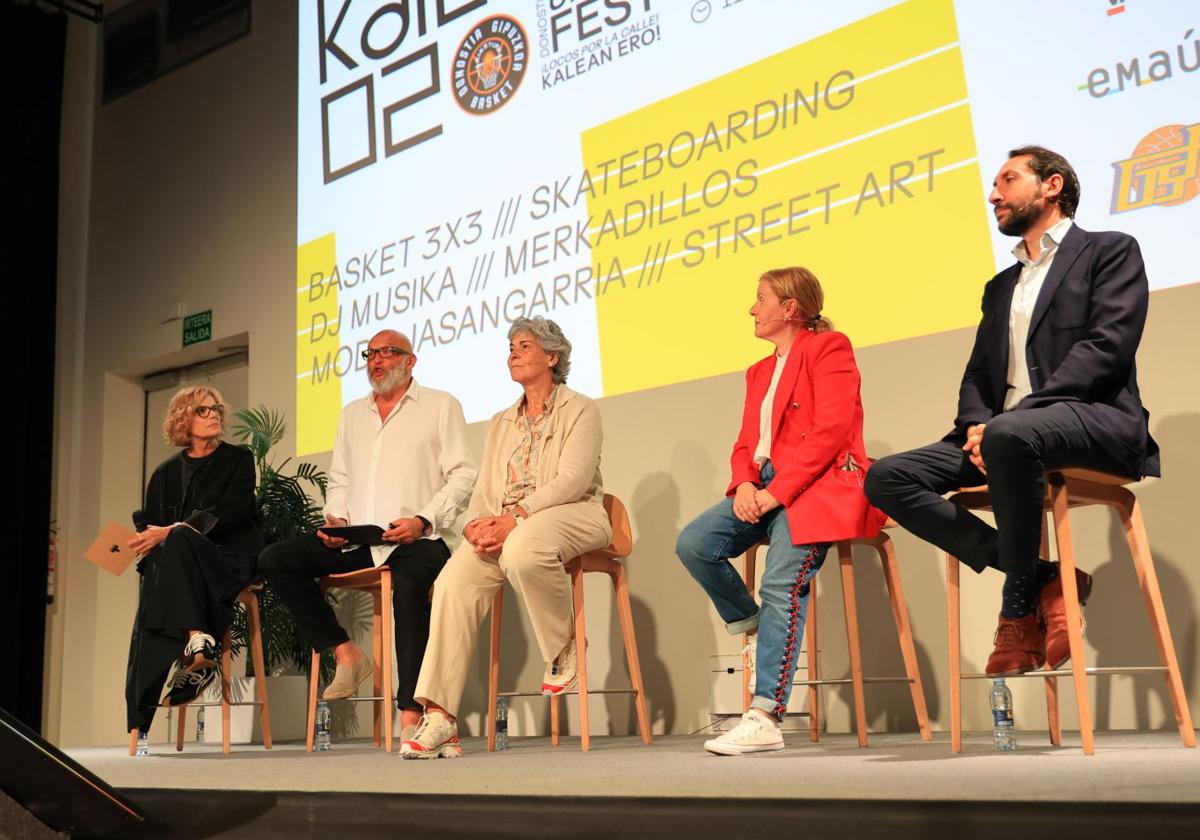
top-left (464, 385), bottom-right (605, 521)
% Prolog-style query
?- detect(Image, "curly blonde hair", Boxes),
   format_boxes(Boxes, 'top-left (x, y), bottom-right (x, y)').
top-left (163, 386), bottom-right (227, 447)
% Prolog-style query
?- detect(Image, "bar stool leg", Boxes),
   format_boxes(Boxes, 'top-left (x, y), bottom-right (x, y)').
top-left (947, 554), bottom-right (962, 754)
top-left (381, 572), bottom-right (394, 754)
top-left (305, 649), bottom-right (319, 752)
top-left (1049, 477), bottom-right (1094, 756)
top-left (875, 535), bottom-right (932, 741)
top-left (1117, 492), bottom-right (1197, 748)
top-left (220, 632), bottom-right (233, 754)
top-left (550, 694), bottom-right (561, 746)
top-left (741, 546), bottom-right (758, 714)
top-left (612, 564), bottom-right (653, 744)
top-left (549, 580), bottom-right (563, 746)
top-left (246, 592), bottom-right (272, 749)
top-left (806, 576), bottom-right (820, 742)
top-left (128, 728), bottom-right (138, 757)
top-left (572, 564), bottom-right (590, 752)
top-left (1039, 519), bottom-right (1062, 746)
top-left (175, 705), bottom-right (187, 751)
top-left (487, 588), bottom-right (503, 752)
top-left (1043, 677), bottom-right (1062, 746)
top-left (370, 591), bottom-right (383, 749)
top-left (838, 543), bottom-right (869, 748)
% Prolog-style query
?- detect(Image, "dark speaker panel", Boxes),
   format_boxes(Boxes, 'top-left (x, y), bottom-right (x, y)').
top-left (0, 708), bottom-right (145, 837)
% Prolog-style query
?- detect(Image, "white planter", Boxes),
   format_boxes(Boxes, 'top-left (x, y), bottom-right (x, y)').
top-left (187, 674), bottom-right (309, 744)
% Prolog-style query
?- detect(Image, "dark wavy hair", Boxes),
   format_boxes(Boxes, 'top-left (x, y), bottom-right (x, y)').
top-left (1008, 145), bottom-right (1081, 218)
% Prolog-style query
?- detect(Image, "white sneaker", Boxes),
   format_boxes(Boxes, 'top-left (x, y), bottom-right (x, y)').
top-left (400, 712), bottom-right (462, 759)
top-left (704, 710), bottom-right (784, 756)
top-left (541, 638), bottom-right (578, 696)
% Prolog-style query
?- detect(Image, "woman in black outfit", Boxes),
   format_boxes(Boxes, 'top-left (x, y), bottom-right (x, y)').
top-left (125, 386), bottom-right (262, 739)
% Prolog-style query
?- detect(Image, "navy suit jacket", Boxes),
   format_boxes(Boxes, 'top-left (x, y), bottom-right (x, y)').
top-left (946, 224), bottom-right (1160, 478)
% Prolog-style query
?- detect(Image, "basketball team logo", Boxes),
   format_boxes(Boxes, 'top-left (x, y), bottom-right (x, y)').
top-left (1110, 122), bottom-right (1200, 213)
top-left (451, 15), bottom-right (528, 115)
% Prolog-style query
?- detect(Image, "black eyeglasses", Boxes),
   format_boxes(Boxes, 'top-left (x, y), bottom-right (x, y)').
top-left (361, 346), bottom-right (411, 360)
top-left (194, 404), bottom-right (225, 418)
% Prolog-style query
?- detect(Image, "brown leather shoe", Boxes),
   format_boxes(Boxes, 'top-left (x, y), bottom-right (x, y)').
top-left (985, 613), bottom-right (1046, 676)
top-left (1040, 568), bottom-right (1094, 669)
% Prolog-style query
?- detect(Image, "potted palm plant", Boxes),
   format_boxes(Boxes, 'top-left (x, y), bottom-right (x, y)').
top-left (227, 405), bottom-right (330, 677)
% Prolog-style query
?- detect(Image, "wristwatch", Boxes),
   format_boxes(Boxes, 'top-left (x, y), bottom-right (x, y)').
top-left (416, 515), bottom-right (431, 534)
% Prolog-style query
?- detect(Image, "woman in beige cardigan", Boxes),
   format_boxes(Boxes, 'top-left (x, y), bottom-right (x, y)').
top-left (403, 316), bottom-right (611, 758)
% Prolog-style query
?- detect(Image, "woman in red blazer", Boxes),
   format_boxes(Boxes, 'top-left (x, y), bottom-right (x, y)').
top-left (676, 266), bottom-right (885, 755)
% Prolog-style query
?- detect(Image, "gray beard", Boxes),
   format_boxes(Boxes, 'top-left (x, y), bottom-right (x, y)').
top-left (369, 366), bottom-right (410, 396)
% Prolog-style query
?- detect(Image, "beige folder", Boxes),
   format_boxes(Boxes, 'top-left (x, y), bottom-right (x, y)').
top-left (83, 521), bottom-right (139, 576)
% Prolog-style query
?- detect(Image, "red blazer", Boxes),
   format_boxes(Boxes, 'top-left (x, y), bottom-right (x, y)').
top-left (726, 330), bottom-right (886, 544)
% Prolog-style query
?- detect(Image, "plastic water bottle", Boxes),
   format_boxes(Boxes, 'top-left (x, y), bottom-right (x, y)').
top-left (316, 701), bottom-right (332, 751)
top-left (195, 706), bottom-right (205, 743)
top-left (495, 696), bottom-right (509, 750)
top-left (990, 678), bottom-right (1017, 751)
top-left (135, 731), bottom-right (149, 757)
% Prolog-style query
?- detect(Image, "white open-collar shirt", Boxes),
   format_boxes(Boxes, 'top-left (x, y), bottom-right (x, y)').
top-left (323, 380), bottom-right (477, 567)
top-left (1004, 218), bottom-right (1074, 412)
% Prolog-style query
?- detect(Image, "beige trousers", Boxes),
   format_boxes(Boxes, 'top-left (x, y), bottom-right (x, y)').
top-left (414, 501), bottom-right (611, 717)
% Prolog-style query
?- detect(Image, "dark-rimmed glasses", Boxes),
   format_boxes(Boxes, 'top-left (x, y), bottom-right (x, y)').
top-left (194, 404), bottom-right (225, 418)
top-left (362, 346), bottom-right (411, 360)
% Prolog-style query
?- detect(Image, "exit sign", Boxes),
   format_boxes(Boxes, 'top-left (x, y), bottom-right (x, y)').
top-left (183, 310), bottom-right (213, 347)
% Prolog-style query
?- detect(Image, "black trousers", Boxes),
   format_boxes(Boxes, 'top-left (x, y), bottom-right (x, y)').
top-left (258, 535), bottom-right (449, 710)
top-left (125, 527), bottom-right (256, 732)
top-left (865, 403), bottom-right (1127, 578)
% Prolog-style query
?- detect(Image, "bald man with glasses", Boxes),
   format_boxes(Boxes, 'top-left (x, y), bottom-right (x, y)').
top-left (259, 329), bottom-right (476, 739)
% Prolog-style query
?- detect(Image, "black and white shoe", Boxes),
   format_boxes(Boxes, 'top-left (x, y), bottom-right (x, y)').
top-left (165, 668), bottom-right (216, 707)
top-left (164, 634), bottom-right (218, 707)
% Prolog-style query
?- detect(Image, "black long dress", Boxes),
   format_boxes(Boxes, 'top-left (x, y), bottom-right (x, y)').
top-left (124, 441), bottom-right (263, 732)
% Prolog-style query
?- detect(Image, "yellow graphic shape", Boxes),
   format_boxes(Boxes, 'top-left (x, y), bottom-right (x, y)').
top-left (296, 233), bottom-right (340, 456)
top-left (582, 0), bottom-right (995, 397)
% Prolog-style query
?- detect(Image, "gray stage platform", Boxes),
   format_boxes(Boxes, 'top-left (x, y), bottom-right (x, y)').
top-left (68, 730), bottom-right (1199, 803)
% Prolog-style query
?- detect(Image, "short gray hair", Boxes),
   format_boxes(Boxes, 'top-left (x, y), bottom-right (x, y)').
top-left (508, 317), bottom-right (572, 383)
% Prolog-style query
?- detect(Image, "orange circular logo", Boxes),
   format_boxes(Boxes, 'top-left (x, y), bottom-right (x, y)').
top-left (451, 15), bottom-right (528, 116)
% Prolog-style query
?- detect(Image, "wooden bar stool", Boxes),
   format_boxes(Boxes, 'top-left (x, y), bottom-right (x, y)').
top-left (486, 494), bottom-right (653, 752)
top-left (946, 468), bottom-right (1196, 755)
top-left (304, 566), bottom-right (394, 753)
top-left (740, 525), bottom-right (933, 747)
top-left (127, 584), bottom-right (273, 755)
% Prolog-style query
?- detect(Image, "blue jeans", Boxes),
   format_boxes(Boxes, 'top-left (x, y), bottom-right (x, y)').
top-left (676, 462), bottom-right (830, 721)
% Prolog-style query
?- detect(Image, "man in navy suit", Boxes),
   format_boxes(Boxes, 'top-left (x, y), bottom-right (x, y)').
top-left (866, 146), bottom-right (1159, 676)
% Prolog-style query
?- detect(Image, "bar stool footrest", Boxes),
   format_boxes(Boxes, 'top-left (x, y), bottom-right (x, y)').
top-left (962, 666), bottom-right (1167, 680)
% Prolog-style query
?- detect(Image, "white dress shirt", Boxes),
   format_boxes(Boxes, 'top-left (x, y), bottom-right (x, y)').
top-left (323, 380), bottom-right (477, 566)
top-left (753, 353), bottom-right (788, 466)
top-left (1003, 218), bottom-right (1074, 411)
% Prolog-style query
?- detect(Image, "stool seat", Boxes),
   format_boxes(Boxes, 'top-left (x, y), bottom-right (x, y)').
top-left (305, 566), bottom-right (394, 753)
top-left (956, 467), bottom-right (1139, 498)
top-left (945, 468), bottom-right (1195, 755)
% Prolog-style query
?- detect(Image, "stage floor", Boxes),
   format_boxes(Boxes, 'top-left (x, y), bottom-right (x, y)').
top-left (68, 730), bottom-right (1199, 803)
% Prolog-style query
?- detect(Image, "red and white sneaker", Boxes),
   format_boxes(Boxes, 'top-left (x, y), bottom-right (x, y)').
top-left (399, 711), bottom-right (462, 759)
top-left (541, 638), bottom-right (578, 696)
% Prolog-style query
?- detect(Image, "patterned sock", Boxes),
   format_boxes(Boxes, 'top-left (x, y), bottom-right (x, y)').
top-left (1035, 559), bottom-right (1060, 589)
top-left (1000, 571), bottom-right (1039, 618)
